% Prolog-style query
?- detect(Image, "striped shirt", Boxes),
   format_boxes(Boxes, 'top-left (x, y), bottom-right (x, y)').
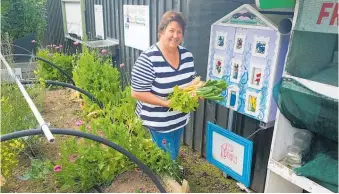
top-left (131, 44), bottom-right (196, 132)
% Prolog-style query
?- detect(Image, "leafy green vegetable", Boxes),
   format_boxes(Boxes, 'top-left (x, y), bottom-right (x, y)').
top-left (168, 86), bottom-right (199, 113)
top-left (168, 79), bottom-right (227, 113)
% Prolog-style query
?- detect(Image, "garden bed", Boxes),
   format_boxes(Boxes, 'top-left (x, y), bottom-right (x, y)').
top-left (1, 88), bottom-right (241, 193)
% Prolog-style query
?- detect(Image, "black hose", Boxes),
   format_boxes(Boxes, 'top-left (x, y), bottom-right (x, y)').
top-left (0, 129), bottom-right (166, 193)
top-left (21, 80), bottom-right (104, 109)
top-left (93, 185), bottom-right (103, 193)
top-left (5, 54), bottom-right (75, 85)
top-left (0, 43), bottom-right (33, 55)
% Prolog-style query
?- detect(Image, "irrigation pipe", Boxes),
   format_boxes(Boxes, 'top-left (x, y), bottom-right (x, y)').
top-left (0, 54), bottom-right (55, 143)
top-left (4, 54), bottom-right (75, 85)
top-left (21, 80), bottom-right (104, 109)
top-left (0, 129), bottom-right (166, 193)
top-left (0, 43), bottom-right (33, 55)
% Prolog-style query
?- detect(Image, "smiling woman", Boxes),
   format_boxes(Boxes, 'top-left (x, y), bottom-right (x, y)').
top-left (131, 11), bottom-right (197, 160)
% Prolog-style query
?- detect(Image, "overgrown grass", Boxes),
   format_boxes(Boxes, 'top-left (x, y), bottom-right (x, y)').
top-left (1, 82), bottom-right (45, 134)
top-left (179, 146), bottom-right (242, 193)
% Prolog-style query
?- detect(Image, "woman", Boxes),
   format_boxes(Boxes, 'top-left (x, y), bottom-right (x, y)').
top-left (131, 11), bottom-right (196, 160)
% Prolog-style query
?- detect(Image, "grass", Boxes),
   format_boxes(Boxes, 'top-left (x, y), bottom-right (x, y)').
top-left (179, 145), bottom-right (242, 193)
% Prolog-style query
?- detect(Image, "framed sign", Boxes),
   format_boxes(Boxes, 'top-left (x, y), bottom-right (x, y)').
top-left (64, 1), bottom-right (82, 37)
top-left (245, 91), bottom-right (261, 117)
top-left (248, 64), bottom-right (264, 90)
top-left (212, 55), bottom-right (225, 78)
top-left (230, 58), bottom-right (242, 83)
top-left (206, 122), bottom-right (253, 187)
top-left (94, 5), bottom-right (104, 39)
top-left (252, 35), bottom-right (270, 58)
top-left (123, 5), bottom-right (150, 51)
top-left (227, 85), bottom-right (240, 111)
top-left (233, 33), bottom-right (246, 54)
top-left (215, 31), bottom-right (228, 50)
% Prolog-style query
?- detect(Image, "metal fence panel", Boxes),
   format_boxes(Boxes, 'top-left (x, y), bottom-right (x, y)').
top-left (44, 0), bottom-right (65, 45)
top-left (46, 0), bottom-right (262, 156)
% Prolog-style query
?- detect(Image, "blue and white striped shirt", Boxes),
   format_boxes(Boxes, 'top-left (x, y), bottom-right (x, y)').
top-left (131, 44), bottom-right (196, 132)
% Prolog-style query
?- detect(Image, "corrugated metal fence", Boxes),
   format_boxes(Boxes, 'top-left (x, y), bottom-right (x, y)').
top-left (46, 1), bottom-right (273, 192)
top-left (84, 0), bottom-right (190, 81)
top-left (44, 0), bottom-right (65, 45)
top-left (80, 0), bottom-right (262, 156)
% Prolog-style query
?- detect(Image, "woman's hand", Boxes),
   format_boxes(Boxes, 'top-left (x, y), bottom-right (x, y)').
top-left (132, 91), bottom-right (172, 108)
top-left (162, 100), bottom-right (171, 107)
top-left (189, 91), bottom-right (204, 100)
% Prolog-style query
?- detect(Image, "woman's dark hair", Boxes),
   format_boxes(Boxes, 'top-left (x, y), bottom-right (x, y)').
top-left (158, 11), bottom-right (187, 38)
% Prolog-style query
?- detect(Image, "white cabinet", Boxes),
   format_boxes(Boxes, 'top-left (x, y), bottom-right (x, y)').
top-left (264, 0), bottom-right (338, 192)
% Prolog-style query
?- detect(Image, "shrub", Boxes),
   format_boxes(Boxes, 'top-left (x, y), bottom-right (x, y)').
top-left (35, 48), bottom-right (76, 83)
top-left (54, 49), bottom-right (180, 192)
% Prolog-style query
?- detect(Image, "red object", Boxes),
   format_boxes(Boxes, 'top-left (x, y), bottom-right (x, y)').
top-left (75, 120), bottom-right (83, 126)
top-left (255, 78), bottom-right (261, 82)
top-left (317, 3), bottom-right (334, 24)
top-left (162, 139), bottom-right (167, 145)
top-left (217, 61), bottom-right (221, 66)
top-left (73, 42), bottom-right (79, 46)
top-left (256, 73), bottom-right (261, 77)
top-left (330, 3), bottom-right (338, 26)
top-left (101, 49), bottom-right (108, 55)
top-left (53, 165), bottom-right (62, 173)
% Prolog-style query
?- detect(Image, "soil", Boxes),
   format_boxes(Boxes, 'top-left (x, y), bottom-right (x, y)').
top-left (103, 169), bottom-right (160, 193)
top-left (2, 88), bottom-right (242, 193)
top-left (2, 88), bottom-right (83, 193)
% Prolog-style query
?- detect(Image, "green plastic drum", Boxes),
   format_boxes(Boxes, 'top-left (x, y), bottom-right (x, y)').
top-left (256, 0), bottom-right (296, 9)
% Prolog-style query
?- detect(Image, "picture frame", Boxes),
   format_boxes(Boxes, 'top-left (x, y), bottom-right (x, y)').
top-left (227, 86), bottom-right (239, 111)
top-left (248, 64), bottom-right (264, 90)
top-left (206, 122), bottom-right (253, 187)
top-left (212, 55), bottom-right (225, 78)
top-left (233, 33), bottom-right (246, 53)
top-left (215, 31), bottom-right (228, 50)
top-left (244, 91), bottom-right (261, 117)
top-left (252, 35), bottom-right (270, 58)
top-left (230, 58), bottom-right (242, 83)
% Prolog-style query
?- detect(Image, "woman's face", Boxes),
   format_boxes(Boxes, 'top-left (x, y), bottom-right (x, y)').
top-left (160, 21), bottom-right (183, 49)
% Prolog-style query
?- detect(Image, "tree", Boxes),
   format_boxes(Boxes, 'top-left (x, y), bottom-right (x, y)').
top-left (1, 0), bottom-right (47, 42)
top-left (1, 0), bottom-right (25, 40)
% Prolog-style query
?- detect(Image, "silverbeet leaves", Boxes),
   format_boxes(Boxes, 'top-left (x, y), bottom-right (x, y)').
top-left (168, 85), bottom-right (199, 113)
top-left (168, 77), bottom-right (227, 113)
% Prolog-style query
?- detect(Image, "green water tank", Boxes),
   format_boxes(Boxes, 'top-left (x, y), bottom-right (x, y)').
top-left (256, 0), bottom-right (296, 9)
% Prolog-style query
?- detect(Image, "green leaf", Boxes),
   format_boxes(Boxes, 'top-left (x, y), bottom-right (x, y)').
top-left (98, 162), bottom-right (105, 170)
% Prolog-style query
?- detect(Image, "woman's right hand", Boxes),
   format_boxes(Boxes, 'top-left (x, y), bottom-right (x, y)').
top-left (131, 91), bottom-right (172, 108)
top-left (162, 100), bottom-right (171, 108)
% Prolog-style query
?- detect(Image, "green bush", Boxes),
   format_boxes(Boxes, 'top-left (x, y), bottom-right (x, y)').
top-left (35, 49), bottom-right (76, 83)
top-left (72, 49), bottom-right (121, 107)
top-left (54, 50), bottom-right (180, 192)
